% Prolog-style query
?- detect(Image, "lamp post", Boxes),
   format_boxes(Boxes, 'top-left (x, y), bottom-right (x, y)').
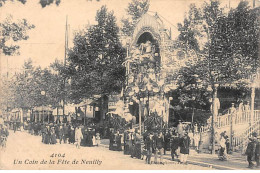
top-left (41, 90), bottom-right (46, 123)
top-left (168, 96), bottom-right (173, 128)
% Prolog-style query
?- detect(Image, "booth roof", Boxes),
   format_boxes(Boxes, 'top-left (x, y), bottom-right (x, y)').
top-left (33, 106), bottom-right (52, 111)
top-left (11, 108), bottom-right (22, 113)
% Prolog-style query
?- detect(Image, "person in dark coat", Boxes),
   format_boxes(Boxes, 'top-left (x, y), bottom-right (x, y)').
top-left (109, 129), bottom-right (115, 150)
top-left (170, 131), bottom-right (179, 161)
top-left (164, 131), bottom-right (171, 155)
top-left (63, 124), bottom-right (69, 143)
top-left (50, 127), bottom-right (57, 144)
top-left (37, 123), bottom-right (41, 136)
top-left (58, 125), bottom-right (64, 144)
top-left (68, 125), bottom-right (72, 144)
top-left (246, 136), bottom-right (257, 168)
top-left (44, 126), bottom-right (50, 144)
top-left (41, 124), bottom-right (47, 143)
top-left (145, 133), bottom-right (153, 164)
top-left (69, 127), bottom-right (75, 144)
top-left (123, 131), bottom-right (129, 154)
top-left (134, 131), bottom-right (142, 159)
top-left (86, 129), bottom-right (93, 147)
top-left (54, 124), bottom-right (59, 140)
top-left (179, 132), bottom-right (191, 164)
top-left (115, 131), bottom-right (122, 151)
top-left (130, 132), bottom-right (136, 157)
top-left (155, 132), bottom-right (164, 164)
top-left (13, 122), bottom-right (17, 133)
top-left (255, 135), bottom-right (260, 168)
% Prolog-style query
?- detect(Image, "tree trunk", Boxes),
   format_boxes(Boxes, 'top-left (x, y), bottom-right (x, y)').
top-left (211, 87), bottom-right (218, 154)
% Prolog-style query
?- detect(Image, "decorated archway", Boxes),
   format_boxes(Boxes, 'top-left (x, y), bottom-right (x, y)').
top-left (123, 12), bottom-right (198, 132)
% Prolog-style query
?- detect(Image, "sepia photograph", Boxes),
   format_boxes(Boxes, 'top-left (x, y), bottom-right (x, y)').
top-left (0, 0), bottom-right (259, 170)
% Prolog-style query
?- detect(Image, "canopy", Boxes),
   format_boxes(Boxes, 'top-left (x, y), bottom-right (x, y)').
top-left (33, 106), bottom-right (52, 112)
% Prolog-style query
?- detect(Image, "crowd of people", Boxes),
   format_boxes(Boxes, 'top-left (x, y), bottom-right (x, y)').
top-left (0, 123), bottom-right (9, 148)
top-left (108, 121), bottom-right (198, 165)
top-left (24, 122), bottom-right (101, 148)
top-left (108, 121), bottom-right (260, 168)
top-left (2, 117), bottom-right (259, 168)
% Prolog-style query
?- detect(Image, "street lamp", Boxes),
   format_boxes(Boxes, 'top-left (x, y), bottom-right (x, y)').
top-left (41, 90), bottom-right (46, 123)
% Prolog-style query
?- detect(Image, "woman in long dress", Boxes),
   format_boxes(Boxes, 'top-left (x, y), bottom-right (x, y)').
top-left (50, 127), bottom-right (57, 144)
top-left (44, 126), bottom-right (50, 144)
top-left (69, 127), bottom-right (75, 144)
top-left (75, 126), bottom-right (83, 149)
top-left (218, 135), bottom-right (227, 161)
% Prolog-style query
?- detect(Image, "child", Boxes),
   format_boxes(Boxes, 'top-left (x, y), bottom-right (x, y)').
top-left (96, 133), bottom-right (101, 146)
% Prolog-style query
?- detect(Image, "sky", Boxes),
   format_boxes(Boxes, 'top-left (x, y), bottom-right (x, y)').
top-left (0, 0), bottom-right (255, 77)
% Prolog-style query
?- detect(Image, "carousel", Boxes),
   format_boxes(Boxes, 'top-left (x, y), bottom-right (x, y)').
top-left (122, 12), bottom-right (198, 134)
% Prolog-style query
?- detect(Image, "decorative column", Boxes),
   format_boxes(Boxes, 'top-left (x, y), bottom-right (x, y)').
top-left (139, 98), bottom-right (142, 134)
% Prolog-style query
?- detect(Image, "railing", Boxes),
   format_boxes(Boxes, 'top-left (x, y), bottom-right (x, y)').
top-left (232, 119), bottom-right (260, 152)
top-left (200, 110), bottom-right (260, 134)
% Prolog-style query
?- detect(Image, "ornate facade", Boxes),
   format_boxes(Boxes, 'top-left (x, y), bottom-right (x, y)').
top-left (122, 13), bottom-right (197, 129)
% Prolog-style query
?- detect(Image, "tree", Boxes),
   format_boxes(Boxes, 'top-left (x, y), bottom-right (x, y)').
top-left (121, 0), bottom-right (150, 36)
top-left (39, 0), bottom-right (61, 8)
top-left (0, 15), bottom-right (34, 56)
top-left (0, 0), bottom-right (26, 7)
top-left (0, 0), bottom-right (60, 7)
top-left (6, 59), bottom-right (67, 109)
top-left (176, 0), bottom-right (259, 153)
top-left (67, 5), bottom-right (126, 121)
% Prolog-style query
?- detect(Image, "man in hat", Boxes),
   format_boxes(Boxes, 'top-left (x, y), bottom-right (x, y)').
top-left (170, 130), bottom-right (179, 161)
top-left (63, 124), bottom-right (69, 144)
top-left (134, 130), bottom-right (142, 159)
top-left (115, 130), bottom-right (122, 151)
top-left (255, 134), bottom-right (260, 168)
top-left (164, 130), bottom-right (171, 155)
top-left (145, 132), bottom-right (153, 164)
top-left (58, 125), bottom-right (64, 144)
top-left (154, 131), bottom-right (164, 164)
top-left (245, 132), bottom-right (257, 169)
top-left (177, 120), bottom-right (184, 137)
top-left (179, 132), bottom-right (191, 164)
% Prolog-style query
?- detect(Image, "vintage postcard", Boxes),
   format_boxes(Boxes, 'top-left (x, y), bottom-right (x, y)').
top-left (0, 0), bottom-right (259, 170)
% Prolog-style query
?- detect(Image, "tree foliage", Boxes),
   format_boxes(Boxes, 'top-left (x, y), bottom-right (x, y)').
top-left (173, 0), bottom-right (259, 123)
top-left (39, 0), bottom-right (61, 8)
top-left (3, 59), bottom-right (66, 109)
top-left (177, 0), bottom-right (259, 88)
top-left (121, 0), bottom-right (150, 36)
top-left (0, 15), bottom-right (35, 56)
top-left (0, 0), bottom-right (26, 7)
top-left (67, 5), bottom-right (126, 103)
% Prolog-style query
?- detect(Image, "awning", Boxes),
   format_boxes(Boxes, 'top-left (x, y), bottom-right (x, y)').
top-left (52, 108), bottom-right (63, 116)
top-left (77, 99), bottom-right (98, 107)
top-left (11, 108), bottom-right (21, 113)
top-left (33, 106), bottom-right (53, 112)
